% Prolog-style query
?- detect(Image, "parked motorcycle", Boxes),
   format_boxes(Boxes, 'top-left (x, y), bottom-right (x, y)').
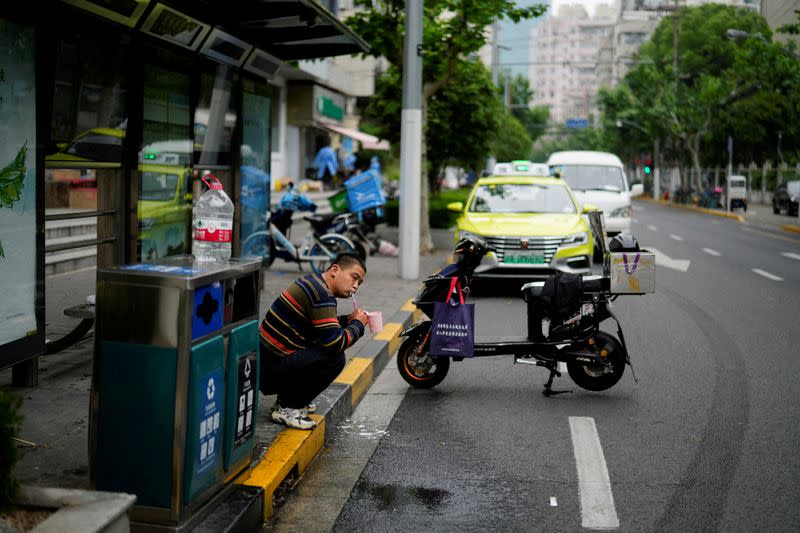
top-left (397, 212), bottom-right (652, 396)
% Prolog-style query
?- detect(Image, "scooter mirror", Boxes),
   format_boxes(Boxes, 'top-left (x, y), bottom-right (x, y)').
top-left (474, 250), bottom-right (499, 273)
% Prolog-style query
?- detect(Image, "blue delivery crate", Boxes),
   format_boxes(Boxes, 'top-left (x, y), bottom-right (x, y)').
top-left (344, 171), bottom-right (385, 213)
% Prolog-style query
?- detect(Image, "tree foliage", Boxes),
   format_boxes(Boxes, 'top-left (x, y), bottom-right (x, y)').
top-left (347, 0), bottom-right (546, 250)
top-left (596, 4), bottom-right (800, 188)
top-left (498, 73), bottom-right (550, 143)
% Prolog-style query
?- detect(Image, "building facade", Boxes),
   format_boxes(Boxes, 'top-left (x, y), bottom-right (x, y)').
top-left (529, 5), bottom-right (616, 125)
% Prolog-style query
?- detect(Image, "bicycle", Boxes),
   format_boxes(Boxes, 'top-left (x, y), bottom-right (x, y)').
top-left (241, 208), bottom-right (358, 274)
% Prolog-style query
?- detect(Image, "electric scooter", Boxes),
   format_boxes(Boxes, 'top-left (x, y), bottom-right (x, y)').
top-left (397, 212), bottom-right (651, 396)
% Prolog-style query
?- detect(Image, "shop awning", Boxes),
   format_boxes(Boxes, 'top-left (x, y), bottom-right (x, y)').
top-left (170, 0), bottom-right (371, 61)
top-left (317, 121), bottom-right (391, 151)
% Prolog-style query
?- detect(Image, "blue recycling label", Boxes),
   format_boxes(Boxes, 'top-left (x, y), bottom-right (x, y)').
top-left (196, 368), bottom-right (223, 475)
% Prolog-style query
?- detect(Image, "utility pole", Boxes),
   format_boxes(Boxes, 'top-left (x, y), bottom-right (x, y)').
top-left (491, 21), bottom-right (500, 86)
top-left (504, 68), bottom-right (511, 112)
top-left (653, 137), bottom-right (660, 200)
top-left (398, 0), bottom-right (423, 279)
top-left (488, 20), bottom-right (500, 173)
top-left (673, 0), bottom-right (680, 93)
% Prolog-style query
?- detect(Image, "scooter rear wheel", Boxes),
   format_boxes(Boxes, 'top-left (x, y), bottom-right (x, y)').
top-left (566, 331), bottom-right (625, 392)
top-left (397, 328), bottom-right (450, 389)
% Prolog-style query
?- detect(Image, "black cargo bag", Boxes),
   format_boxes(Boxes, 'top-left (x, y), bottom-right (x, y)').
top-left (538, 271), bottom-right (583, 325)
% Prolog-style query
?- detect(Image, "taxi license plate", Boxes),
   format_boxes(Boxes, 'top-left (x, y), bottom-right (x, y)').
top-left (504, 252), bottom-right (545, 265)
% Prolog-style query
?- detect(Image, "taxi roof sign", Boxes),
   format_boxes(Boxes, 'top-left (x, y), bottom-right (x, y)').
top-left (493, 161), bottom-right (550, 176)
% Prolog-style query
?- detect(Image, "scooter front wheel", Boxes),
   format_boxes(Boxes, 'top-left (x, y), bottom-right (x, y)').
top-left (566, 331), bottom-right (625, 392)
top-left (397, 327), bottom-right (450, 389)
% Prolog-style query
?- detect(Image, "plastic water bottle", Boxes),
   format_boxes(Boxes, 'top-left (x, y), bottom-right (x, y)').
top-left (193, 174), bottom-right (234, 262)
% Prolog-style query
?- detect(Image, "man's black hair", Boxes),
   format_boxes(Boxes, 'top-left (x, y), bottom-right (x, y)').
top-left (329, 252), bottom-right (367, 274)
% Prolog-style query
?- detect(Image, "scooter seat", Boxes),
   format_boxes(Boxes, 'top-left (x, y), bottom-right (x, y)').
top-left (581, 275), bottom-right (605, 293)
top-left (304, 213), bottom-right (338, 225)
top-left (521, 275), bottom-right (606, 301)
top-left (304, 213), bottom-right (338, 232)
top-left (521, 281), bottom-right (545, 300)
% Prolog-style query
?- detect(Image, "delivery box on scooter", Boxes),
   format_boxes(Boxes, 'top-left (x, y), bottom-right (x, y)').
top-left (609, 250), bottom-right (655, 294)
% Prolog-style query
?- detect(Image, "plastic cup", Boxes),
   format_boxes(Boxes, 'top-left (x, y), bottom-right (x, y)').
top-left (366, 311), bottom-right (383, 333)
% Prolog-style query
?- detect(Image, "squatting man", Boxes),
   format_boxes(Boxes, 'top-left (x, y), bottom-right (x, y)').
top-left (259, 253), bottom-right (369, 429)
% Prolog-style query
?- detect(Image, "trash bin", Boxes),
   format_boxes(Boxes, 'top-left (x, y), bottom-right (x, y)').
top-left (89, 256), bottom-right (261, 528)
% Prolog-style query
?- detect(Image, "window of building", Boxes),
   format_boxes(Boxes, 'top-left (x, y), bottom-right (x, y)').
top-left (138, 64), bottom-right (192, 262)
top-left (194, 65), bottom-right (237, 167)
top-left (621, 32), bottom-right (646, 46)
top-left (240, 80), bottom-right (272, 259)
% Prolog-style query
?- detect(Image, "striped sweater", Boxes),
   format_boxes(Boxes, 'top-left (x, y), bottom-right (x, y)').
top-left (259, 274), bottom-right (364, 356)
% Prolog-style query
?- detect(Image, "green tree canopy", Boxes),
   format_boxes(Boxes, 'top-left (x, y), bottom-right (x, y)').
top-left (347, 0), bottom-right (546, 250)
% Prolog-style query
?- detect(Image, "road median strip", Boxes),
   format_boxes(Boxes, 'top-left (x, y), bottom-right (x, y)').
top-left (636, 196), bottom-right (744, 221)
top-left (240, 298), bottom-right (419, 521)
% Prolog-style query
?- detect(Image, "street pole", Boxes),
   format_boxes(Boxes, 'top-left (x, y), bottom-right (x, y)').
top-left (504, 69), bottom-right (511, 112)
top-left (653, 138), bottom-right (660, 201)
top-left (398, 0), bottom-right (423, 280)
top-left (673, 0), bottom-right (680, 93)
top-left (491, 21), bottom-right (499, 87)
top-left (487, 20), bottom-right (500, 173)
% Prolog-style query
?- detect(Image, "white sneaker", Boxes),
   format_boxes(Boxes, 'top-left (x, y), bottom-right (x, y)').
top-left (272, 401), bottom-right (316, 415)
top-left (271, 406), bottom-right (316, 430)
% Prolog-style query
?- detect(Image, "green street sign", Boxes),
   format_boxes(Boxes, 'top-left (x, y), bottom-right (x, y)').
top-left (316, 95), bottom-right (344, 121)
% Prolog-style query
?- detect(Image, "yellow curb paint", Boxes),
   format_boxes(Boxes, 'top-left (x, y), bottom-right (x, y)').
top-left (782, 224), bottom-right (800, 234)
top-left (334, 357), bottom-right (374, 406)
top-left (636, 197), bottom-right (744, 221)
top-left (401, 298), bottom-right (416, 312)
top-left (241, 416), bottom-right (325, 520)
top-left (375, 322), bottom-right (403, 355)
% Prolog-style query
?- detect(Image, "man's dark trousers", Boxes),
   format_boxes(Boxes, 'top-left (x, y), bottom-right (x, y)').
top-left (260, 344), bottom-right (346, 409)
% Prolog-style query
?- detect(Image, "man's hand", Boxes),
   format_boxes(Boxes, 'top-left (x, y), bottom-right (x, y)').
top-left (348, 308), bottom-right (369, 327)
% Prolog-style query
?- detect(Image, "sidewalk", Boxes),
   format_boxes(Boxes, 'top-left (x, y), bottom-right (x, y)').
top-left (636, 197), bottom-right (800, 234)
top-left (0, 227), bottom-right (453, 526)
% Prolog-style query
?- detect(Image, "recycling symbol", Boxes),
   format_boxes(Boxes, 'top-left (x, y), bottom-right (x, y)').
top-left (206, 378), bottom-right (216, 401)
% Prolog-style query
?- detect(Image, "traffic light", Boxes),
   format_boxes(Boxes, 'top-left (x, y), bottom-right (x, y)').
top-left (644, 165), bottom-right (651, 174)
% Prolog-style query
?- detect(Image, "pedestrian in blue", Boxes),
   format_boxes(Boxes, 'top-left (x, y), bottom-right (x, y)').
top-left (314, 145), bottom-right (338, 189)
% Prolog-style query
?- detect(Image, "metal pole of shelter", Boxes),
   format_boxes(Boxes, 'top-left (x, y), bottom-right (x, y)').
top-left (399, 0), bottom-right (423, 280)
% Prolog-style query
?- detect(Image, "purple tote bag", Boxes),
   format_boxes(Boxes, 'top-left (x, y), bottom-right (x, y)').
top-left (430, 277), bottom-right (475, 357)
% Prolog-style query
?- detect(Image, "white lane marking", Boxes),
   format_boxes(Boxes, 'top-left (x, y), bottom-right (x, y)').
top-left (702, 248), bottom-right (721, 256)
top-left (669, 234), bottom-right (684, 241)
top-left (647, 224), bottom-right (658, 231)
top-left (646, 247), bottom-right (691, 272)
top-left (569, 417), bottom-right (619, 530)
top-left (550, 497), bottom-right (558, 507)
top-left (752, 268), bottom-right (784, 281)
top-left (781, 252), bottom-right (800, 261)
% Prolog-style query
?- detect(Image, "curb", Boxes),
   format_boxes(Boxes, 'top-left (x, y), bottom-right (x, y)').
top-left (782, 224), bottom-right (800, 234)
top-left (240, 298), bottom-right (422, 521)
top-left (636, 196), bottom-right (745, 222)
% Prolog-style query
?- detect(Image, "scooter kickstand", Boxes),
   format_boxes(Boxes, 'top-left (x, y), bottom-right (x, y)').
top-left (543, 366), bottom-right (572, 397)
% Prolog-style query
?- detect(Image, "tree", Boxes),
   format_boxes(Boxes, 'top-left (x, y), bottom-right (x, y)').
top-left (427, 60), bottom-right (505, 189)
top-left (362, 61), bottom-right (506, 191)
top-left (490, 112), bottom-right (533, 163)
top-left (621, 4), bottom-right (771, 188)
top-left (348, 0), bottom-right (547, 251)
top-left (498, 73), bottom-right (550, 142)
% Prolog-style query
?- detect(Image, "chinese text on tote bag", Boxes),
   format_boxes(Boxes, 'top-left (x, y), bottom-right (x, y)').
top-left (430, 277), bottom-right (475, 357)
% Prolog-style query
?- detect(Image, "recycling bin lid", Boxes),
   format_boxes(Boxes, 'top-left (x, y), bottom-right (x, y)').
top-left (98, 255), bottom-right (261, 289)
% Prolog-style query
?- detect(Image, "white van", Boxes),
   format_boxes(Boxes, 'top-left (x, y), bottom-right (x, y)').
top-left (547, 150), bottom-right (643, 235)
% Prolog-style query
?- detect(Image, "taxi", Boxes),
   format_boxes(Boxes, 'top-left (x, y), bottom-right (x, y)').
top-left (448, 161), bottom-right (595, 278)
